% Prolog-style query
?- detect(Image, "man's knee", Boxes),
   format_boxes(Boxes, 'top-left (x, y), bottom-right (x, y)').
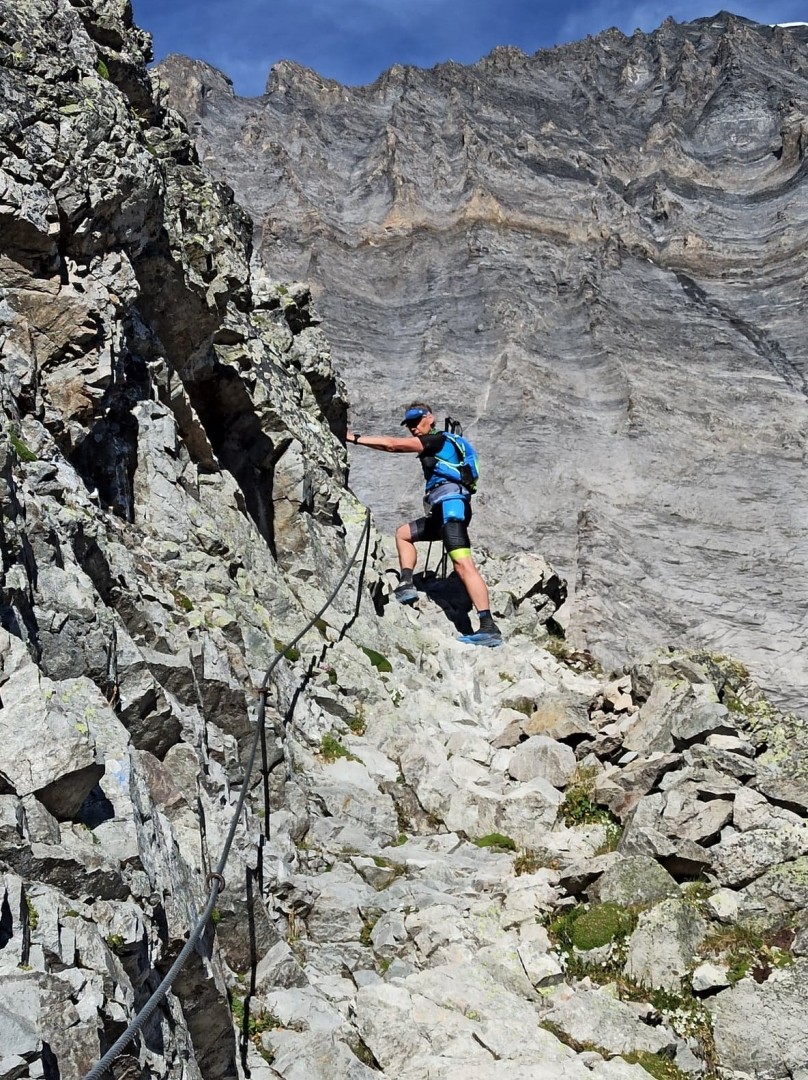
top-left (448, 548), bottom-right (473, 566)
top-left (395, 522), bottom-right (413, 543)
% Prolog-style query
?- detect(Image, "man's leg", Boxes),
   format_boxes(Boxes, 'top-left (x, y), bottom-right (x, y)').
top-left (395, 521), bottom-right (418, 573)
top-left (450, 554), bottom-right (492, 612)
top-left (440, 501), bottom-right (501, 643)
top-left (393, 518), bottom-right (434, 603)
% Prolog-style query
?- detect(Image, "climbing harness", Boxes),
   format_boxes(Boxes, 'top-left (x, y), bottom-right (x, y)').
top-left (82, 509), bottom-right (372, 1080)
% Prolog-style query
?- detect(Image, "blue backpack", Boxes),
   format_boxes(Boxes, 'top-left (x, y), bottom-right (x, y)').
top-left (430, 418), bottom-right (480, 494)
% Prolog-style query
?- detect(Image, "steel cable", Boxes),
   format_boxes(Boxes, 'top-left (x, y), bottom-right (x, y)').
top-left (83, 508), bottom-right (372, 1079)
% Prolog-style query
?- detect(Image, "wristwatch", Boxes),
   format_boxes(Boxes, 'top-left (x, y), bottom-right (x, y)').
top-left (352, 433), bottom-right (361, 444)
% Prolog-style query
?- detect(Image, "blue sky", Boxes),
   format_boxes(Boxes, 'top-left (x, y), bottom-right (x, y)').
top-left (130, 1), bottom-right (808, 97)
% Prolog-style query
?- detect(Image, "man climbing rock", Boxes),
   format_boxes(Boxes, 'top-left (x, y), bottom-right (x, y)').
top-left (346, 403), bottom-right (502, 647)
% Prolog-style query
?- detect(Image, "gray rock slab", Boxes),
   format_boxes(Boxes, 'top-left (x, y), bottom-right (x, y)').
top-left (617, 823), bottom-right (712, 879)
top-left (733, 788), bottom-right (803, 832)
top-left (444, 776), bottom-right (562, 848)
top-left (737, 855), bottom-right (808, 919)
top-left (255, 941), bottom-right (309, 992)
top-left (263, 1030), bottom-right (379, 1080)
top-left (622, 680), bottom-right (685, 755)
top-left (558, 852), bottom-right (623, 896)
top-left (671, 700), bottom-right (736, 748)
top-left (523, 696), bottom-right (597, 744)
top-left (0, 636), bottom-right (105, 819)
top-left (305, 874), bottom-right (376, 944)
top-left (517, 939), bottom-right (564, 987)
top-left (593, 754), bottom-right (682, 820)
top-left (259, 987), bottom-right (350, 1036)
top-left (755, 773), bottom-right (808, 816)
top-left (625, 899), bottom-right (708, 991)
top-left (0, 999), bottom-right (41, 1061)
top-left (507, 735), bottom-right (577, 787)
top-left (708, 960), bottom-right (808, 1080)
top-left (311, 758), bottom-right (399, 844)
top-left (686, 744), bottom-right (757, 780)
top-left (354, 963), bottom-right (590, 1078)
top-left (491, 719), bottom-right (526, 750)
top-left (588, 855), bottom-right (681, 905)
top-left (711, 825), bottom-right (808, 888)
top-left (661, 786), bottom-right (734, 844)
top-left (691, 961), bottom-right (730, 994)
top-left (705, 887), bottom-right (740, 923)
top-left (545, 988), bottom-right (677, 1056)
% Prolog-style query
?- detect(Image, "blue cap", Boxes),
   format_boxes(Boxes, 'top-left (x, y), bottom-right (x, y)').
top-left (401, 407), bottom-right (429, 427)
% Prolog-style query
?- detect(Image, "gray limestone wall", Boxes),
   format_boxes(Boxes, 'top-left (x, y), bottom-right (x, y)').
top-left (157, 16), bottom-right (808, 715)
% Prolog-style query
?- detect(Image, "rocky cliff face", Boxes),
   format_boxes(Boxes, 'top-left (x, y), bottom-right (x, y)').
top-left (3, 4), bottom-right (808, 1080)
top-left (157, 15), bottom-right (808, 714)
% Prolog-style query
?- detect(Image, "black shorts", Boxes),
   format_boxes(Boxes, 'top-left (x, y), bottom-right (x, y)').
top-left (408, 496), bottom-right (472, 558)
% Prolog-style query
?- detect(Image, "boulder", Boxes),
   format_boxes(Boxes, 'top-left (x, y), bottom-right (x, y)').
top-left (711, 825), bottom-right (808, 888)
top-left (444, 777), bottom-right (562, 848)
top-left (708, 959), bottom-right (808, 1080)
top-left (691, 961), bottom-right (730, 994)
top-left (262, 1030), bottom-right (379, 1080)
top-left (733, 788), bottom-right (803, 832)
top-left (523, 696), bottom-right (597, 744)
top-left (593, 754), bottom-right (682, 820)
top-left (544, 986), bottom-right (676, 1056)
top-left (625, 899), bottom-right (708, 990)
top-left (587, 856), bottom-right (680, 905)
top-left (0, 636), bottom-right (105, 820)
top-left (507, 736), bottom-right (577, 787)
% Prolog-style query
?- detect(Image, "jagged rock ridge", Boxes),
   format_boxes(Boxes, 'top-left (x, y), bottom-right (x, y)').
top-left (158, 13), bottom-right (808, 714)
top-left (3, 3), bottom-right (808, 1079)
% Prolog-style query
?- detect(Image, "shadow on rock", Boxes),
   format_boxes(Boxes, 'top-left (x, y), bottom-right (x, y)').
top-left (417, 569), bottom-right (474, 634)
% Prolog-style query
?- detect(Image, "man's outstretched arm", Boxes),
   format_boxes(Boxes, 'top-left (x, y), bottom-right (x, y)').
top-left (346, 428), bottom-right (422, 453)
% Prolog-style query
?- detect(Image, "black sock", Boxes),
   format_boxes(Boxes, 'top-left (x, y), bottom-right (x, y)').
top-left (400, 568), bottom-right (414, 586)
top-left (478, 609), bottom-right (499, 633)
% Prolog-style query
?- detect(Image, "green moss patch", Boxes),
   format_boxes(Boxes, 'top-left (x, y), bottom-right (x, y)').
top-left (473, 833), bottom-right (517, 852)
top-left (230, 995), bottom-right (282, 1041)
top-left (549, 901), bottom-right (636, 952)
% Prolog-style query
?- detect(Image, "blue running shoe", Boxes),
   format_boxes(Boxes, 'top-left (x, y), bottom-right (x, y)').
top-left (459, 631), bottom-right (503, 648)
top-left (394, 583), bottom-right (419, 604)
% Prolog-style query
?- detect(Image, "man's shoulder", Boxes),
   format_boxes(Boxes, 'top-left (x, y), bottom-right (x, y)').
top-left (418, 432), bottom-right (446, 452)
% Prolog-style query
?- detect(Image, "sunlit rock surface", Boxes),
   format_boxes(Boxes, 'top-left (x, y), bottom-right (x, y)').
top-left (3, 3), bottom-right (808, 1077)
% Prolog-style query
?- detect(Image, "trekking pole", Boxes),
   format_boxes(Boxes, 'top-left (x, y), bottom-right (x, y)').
top-left (439, 549), bottom-right (449, 581)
